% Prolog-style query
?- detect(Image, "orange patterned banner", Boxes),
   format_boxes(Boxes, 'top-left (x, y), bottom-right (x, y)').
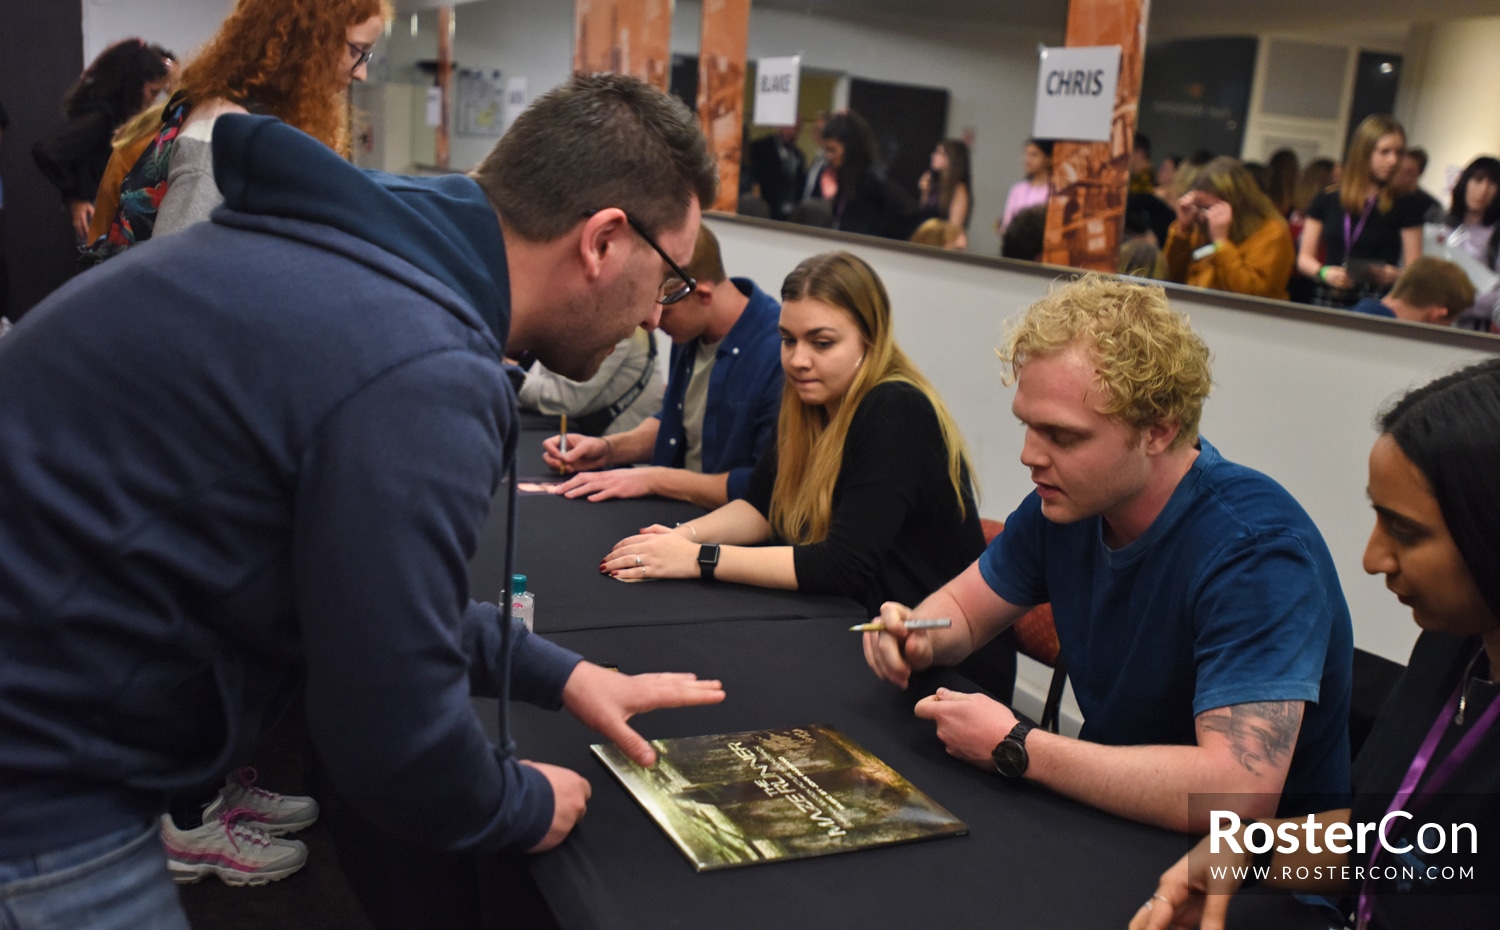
top-left (698, 0), bottom-right (751, 212)
top-left (574, 0), bottom-right (673, 91)
top-left (1042, 0), bottom-right (1151, 271)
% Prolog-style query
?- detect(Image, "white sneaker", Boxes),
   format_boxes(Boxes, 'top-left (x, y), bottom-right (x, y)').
top-left (202, 767), bottom-right (319, 835)
top-left (160, 811), bottom-right (308, 886)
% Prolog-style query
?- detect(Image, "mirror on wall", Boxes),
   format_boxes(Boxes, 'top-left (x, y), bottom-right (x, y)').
top-left (371, 0), bottom-right (1500, 334)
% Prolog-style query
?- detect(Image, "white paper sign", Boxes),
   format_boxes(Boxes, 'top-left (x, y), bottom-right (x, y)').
top-left (425, 86), bottom-right (444, 128)
top-left (753, 56), bottom-right (801, 127)
top-left (1032, 45), bottom-right (1121, 143)
top-left (504, 76), bottom-right (529, 132)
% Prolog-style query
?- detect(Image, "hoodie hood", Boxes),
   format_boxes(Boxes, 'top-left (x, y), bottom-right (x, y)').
top-left (211, 113), bottom-right (510, 342)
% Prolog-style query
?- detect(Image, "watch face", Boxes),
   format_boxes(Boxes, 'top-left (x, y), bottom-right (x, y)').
top-left (992, 739), bottom-right (1027, 778)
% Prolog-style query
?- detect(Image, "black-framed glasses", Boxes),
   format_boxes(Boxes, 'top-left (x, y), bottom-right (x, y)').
top-left (347, 42), bottom-right (375, 74)
top-left (585, 209), bottom-right (696, 305)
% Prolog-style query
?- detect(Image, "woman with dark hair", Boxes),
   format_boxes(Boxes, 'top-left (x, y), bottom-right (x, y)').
top-left (1162, 156), bottom-right (1295, 300)
top-left (1154, 155), bottom-right (1181, 201)
top-left (818, 111), bottom-right (915, 239)
top-left (1266, 148), bottom-right (1300, 219)
top-left (1000, 138), bottom-right (1053, 234)
top-left (1438, 156), bottom-right (1500, 330)
top-left (1132, 358), bottom-right (1500, 930)
top-left (918, 138), bottom-right (972, 231)
top-left (601, 252), bottom-right (986, 621)
top-left (1288, 156), bottom-right (1336, 248)
top-left (33, 39), bottom-right (173, 241)
top-left (1296, 114), bottom-right (1425, 308)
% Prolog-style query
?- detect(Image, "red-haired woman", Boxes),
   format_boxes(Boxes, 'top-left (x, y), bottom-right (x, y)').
top-left (152, 0), bottom-right (389, 237)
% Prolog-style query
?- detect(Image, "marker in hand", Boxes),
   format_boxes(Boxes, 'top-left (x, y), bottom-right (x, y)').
top-left (848, 618), bottom-right (952, 633)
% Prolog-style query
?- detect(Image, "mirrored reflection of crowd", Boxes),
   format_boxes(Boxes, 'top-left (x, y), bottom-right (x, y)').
top-left (741, 108), bottom-right (1500, 332)
top-left (1074, 122), bottom-right (1500, 330)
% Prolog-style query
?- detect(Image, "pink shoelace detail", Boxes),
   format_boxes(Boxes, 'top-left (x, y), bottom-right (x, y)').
top-left (231, 766), bottom-right (285, 802)
top-left (217, 806), bottom-right (273, 849)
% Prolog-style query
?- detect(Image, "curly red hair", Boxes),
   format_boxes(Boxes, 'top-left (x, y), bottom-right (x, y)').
top-left (179, 0), bottom-right (388, 155)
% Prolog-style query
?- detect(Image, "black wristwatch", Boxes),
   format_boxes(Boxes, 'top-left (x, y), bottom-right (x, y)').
top-left (991, 721), bottom-right (1034, 778)
top-left (697, 543), bottom-right (721, 581)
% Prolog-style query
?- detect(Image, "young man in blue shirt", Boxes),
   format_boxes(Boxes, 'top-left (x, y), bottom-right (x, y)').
top-left (543, 224), bottom-right (783, 508)
top-left (1347, 255), bottom-right (1475, 326)
top-left (863, 275), bottom-right (1354, 833)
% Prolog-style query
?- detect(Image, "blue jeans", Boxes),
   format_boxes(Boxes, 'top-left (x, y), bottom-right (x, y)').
top-left (0, 821), bottom-right (189, 930)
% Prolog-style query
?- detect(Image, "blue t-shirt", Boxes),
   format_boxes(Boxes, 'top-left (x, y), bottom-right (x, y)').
top-left (1348, 297), bottom-right (1396, 318)
top-left (979, 438), bottom-right (1352, 810)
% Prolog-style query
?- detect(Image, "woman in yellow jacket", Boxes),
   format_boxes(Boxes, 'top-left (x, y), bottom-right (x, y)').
top-left (1163, 156), bottom-right (1296, 300)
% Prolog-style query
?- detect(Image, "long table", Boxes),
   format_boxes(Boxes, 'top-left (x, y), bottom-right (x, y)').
top-left (470, 433), bottom-right (859, 632)
top-left (511, 618), bottom-right (1325, 930)
top-left (471, 428), bottom-right (1326, 929)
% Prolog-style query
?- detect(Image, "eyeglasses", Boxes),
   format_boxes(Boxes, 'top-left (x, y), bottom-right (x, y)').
top-left (585, 210), bottom-right (697, 305)
top-left (347, 42), bottom-right (375, 74)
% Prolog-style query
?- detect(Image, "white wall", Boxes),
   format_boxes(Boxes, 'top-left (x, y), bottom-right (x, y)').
top-left (705, 215), bottom-right (1498, 667)
top-left (382, 0), bottom-right (574, 171)
top-left (81, 0), bottom-right (234, 66)
top-left (1396, 16), bottom-right (1500, 198)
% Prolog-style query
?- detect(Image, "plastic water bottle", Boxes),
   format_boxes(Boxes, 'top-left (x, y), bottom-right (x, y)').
top-left (510, 574), bottom-right (535, 632)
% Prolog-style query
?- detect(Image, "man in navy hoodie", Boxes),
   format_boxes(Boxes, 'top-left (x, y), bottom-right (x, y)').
top-left (0, 74), bottom-right (723, 929)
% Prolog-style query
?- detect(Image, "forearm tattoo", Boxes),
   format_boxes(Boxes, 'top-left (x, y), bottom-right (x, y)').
top-left (1198, 701), bottom-right (1303, 775)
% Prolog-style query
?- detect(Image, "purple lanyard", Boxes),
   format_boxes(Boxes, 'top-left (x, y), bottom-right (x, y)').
top-left (1355, 649), bottom-right (1500, 929)
top-left (1343, 196), bottom-right (1377, 265)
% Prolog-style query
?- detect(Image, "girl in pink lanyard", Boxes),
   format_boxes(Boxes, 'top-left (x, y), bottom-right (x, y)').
top-left (1295, 114), bottom-right (1425, 310)
top-left (1130, 359), bottom-right (1500, 930)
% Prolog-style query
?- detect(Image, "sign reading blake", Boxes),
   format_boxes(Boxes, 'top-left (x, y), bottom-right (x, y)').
top-left (1032, 45), bottom-right (1121, 143)
top-left (752, 55), bottom-right (801, 127)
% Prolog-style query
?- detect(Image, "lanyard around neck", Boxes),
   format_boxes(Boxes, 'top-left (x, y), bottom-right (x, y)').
top-left (1343, 195), bottom-right (1377, 262)
top-left (1355, 647), bottom-right (1500, 928)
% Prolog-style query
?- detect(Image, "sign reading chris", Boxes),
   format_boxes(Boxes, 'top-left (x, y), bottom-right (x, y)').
top-left (1032, 45), bottom-right (1121, 143)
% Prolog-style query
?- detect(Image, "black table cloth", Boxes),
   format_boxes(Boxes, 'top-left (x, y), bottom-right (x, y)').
top-left (470, 468), bottom-right (859, 633)
top-left (512, 618), bottom-right (1329, 930)
top-left (471, 429), bottom-right (1331, 930)
top-left (515, 425), bottom-right (563, 481)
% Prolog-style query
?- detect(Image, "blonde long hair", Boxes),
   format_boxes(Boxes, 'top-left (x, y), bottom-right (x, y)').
top-left (1341, 114), bottom-right (1404, 217)
top-left (1187, 157), bottom-right (1285, 245)
top-left (770, 252), bottom-right (974, 544)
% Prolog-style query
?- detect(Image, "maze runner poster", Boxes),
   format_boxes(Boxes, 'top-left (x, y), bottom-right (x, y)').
top-left (592, 724), bottom-right (967, 871)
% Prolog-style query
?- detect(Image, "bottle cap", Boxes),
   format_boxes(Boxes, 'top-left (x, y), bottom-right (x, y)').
top-left (511, 573), bottom-right (527, 594)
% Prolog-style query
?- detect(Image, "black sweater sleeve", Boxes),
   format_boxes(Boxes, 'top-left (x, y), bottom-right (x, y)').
top-left (791, 382), bottom-right (955, 599)
top-left (32, 109), bottom-right (113, 203)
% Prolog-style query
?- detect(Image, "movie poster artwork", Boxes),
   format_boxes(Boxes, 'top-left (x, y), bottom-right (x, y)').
top-left (593, 724), bottom-right (967, 871)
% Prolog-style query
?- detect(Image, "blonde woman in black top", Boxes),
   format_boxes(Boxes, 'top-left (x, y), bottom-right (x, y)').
top-left (1296, 115), bottom-right (1424, 308)
top-left (601, 251), bottom-right (984, 616)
